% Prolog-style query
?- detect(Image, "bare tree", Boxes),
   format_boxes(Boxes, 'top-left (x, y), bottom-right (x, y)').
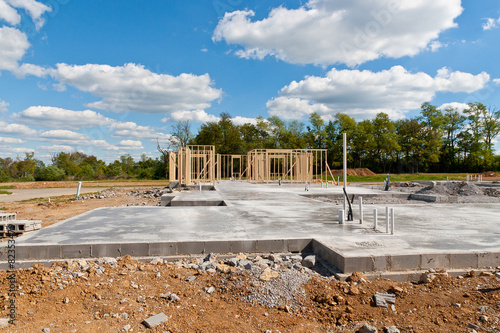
top-left (171, 120), bottom-right (192, 149)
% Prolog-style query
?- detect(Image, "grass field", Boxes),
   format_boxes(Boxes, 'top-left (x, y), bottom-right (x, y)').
top-left (338, 173), bottom-right (469, 183)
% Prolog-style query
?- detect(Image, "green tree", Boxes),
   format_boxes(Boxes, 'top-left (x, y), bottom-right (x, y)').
top-left (371, 113), bottom-right (400, 172)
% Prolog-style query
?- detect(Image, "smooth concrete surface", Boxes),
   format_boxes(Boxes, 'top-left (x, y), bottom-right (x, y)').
top-left (2, 181), bottom-right (500, 273)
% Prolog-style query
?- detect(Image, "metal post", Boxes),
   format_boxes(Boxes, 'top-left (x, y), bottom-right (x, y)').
top-left (359, 197), bottom-right (363, 224)
top-left (386, 206), bottom-right (390, 233)
top-left (390, 208), bottom-right (395, 234)
top-left (338, 210), bottom-right (345, 224)
top-left (76, 181), bottom-right (82, 199)
top-left (373, 209), bottom-right (377, 230)
top-left (343, 132), bottom-right (347, 218)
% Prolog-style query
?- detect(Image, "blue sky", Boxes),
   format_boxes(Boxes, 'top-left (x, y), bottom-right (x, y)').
top-left (0, 0), bottom-right (499, 163)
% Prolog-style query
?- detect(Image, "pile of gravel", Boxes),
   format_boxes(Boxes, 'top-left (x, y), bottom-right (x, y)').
top-left (417, 181), bottom-right (484, 196)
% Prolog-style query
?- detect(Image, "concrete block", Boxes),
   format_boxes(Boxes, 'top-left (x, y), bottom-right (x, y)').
top-left (343, 256), bottom-right (373, 273)
top-left (372, 256), bottom-right (389, 272)
top-left (121, 243), bottom-right (149, 257)
top-left (256, 239), bottom-right (286, 253)
top-left (390, 255), bottom-right (420, 271)
top-left (451, 253), bottom-right (478, 269)
top-left (91, 243), bottom-right (121, 258)
top-left (287, 239), bottom-right (312, 253)
top-left (229, 240), bottom-right (256, 253)
top-left (29, 245), bottom-right (61, 260)
top-left (61, 245), bottom-right (91, 259)
top-left (143, 312), bottom-right (168, 328)
top-left (204, 241), bottom-right (230, 254)
top-left (420, 253), bottom-right (451, 270)
top-left (149, 242), bottom-right (176, 256)
top-left (11, 245), bottom-right (30, 261)
top-left (176, 241), bottom-right (204, 255)
top-left (478, 252), bottom-right (500, 268)
top-left (311, 240), bottom-right (345, 272)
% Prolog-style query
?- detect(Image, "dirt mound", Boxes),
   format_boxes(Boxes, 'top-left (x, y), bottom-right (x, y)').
top-left (327, 168), bottom-right (377, 177)
top-left (417, 181), bottom-right (484, 196)
top-left (482, 171), bottom-right (500, 178)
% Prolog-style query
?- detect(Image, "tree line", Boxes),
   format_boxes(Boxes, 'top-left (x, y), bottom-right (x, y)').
top-left (0, 152), bottom-right (167, 182)
top-left (190, 101), bottom-right (500, 173)
top-left (1, 101), bottom-right (499, 182)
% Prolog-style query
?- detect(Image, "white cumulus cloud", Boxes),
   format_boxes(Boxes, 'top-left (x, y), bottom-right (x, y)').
top-left (0, 136), bottom-right (25, 144)
top-left (118, 140), bottom-right (144, 150)
top-left (0, 26), bottom-right (30, 71)
top-left (0, 98), bottom-right (8, 112)
top-left (45, 63), bottom-right (222, 114)
top-left (267, 66), bottom-right (490, 120)
top-left (0, 120), bottom-right (37, 135)
top-left (213, 0), bottom-right (463, 66)
top-left (0, 0), bottom-right (21, 25)
top-left (5, 0), bottom-right (52, 30)
top-left (39, 129), bottom-right (89, 142)
top-left (16, 106), bottom-right (112, 129)
top-left (483, 16), bottom-right (500, 30)
top-left (438, 102), bottom-right (469, 113)
top-left (168, 110), bottom-right (219, 123)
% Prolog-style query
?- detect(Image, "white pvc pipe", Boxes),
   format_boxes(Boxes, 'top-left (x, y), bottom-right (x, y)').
top-left (76, 181), bottom-right (82, 199)
top-left (373, 209), bottom-right (377, 230)
top-left (359, 197), bottom-right (363, 224)
top-left (386, 206), bottom-right (390, 233)
top-left (390, 208), bottom-right (395, 234)
top-left (200, 181), bottom-right (202, 191)
top-left (339, 210), bottom-right (345, 224)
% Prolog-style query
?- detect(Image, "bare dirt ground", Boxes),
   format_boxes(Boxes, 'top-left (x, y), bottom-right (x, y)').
top-left (1, 180), bottom-right (500, 332)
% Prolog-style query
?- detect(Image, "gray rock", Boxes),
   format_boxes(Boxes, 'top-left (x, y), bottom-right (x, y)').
top-left (122, 312), bottom-right (129, 320)
top-left (0, 318), bottom-right (9, 329)
top-left (160, 292), bottom-right (171, 299)
top-left (290, 255), bottom-right (303, 263)
top-left (384, 326), bottom-right (400, 333)
top-left (358, 323), bottom-right (377, 333)
top-left (96, 266), bottom-right (105, 275)
top-left (373, 292), bottom-right (396, 308)
top-left (301, 255), bottom-right (316, 268)
top-left (137, 296), bottom-right (146, 303)
top-left (207, 286), bottom-right (215, 294)
top-left (479, 305), bottom-right (488, 314)
top-left (255, 259), bottom-right (272, 267)
top-left (169, 293), bottom-right (180, 302)
top-left (237, 259), bottom-right (250, 267)
top-left (204, 252), bottom-right (217, 263)
top-left (150, 257), bottom-right (163, 265)
top-left (42, 329), bottom-right (50, 333)
top-left (225, 258), bottom-right (239, 267)
top-left (185, 276), bottom-right (197, 282)
top-left (143, 312), bottom-right (169, 328)
top-left (121, 324), bottom-right (131, 332)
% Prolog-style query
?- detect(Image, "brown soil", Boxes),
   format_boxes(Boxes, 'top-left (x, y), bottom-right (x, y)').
top-left (327, 168), bottom-right (377, 177)
top-left (0, 257), bottom-right (499, 332)
top-left (481, 171), bottom-right (500, 180)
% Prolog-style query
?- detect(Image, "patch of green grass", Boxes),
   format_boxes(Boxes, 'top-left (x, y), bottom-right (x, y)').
top-left (0, 185), bottom-right (15, 189)
top-left (0, 190), bottom-right (12, 195)
top-left (0, 207), bottom-right (7, 211)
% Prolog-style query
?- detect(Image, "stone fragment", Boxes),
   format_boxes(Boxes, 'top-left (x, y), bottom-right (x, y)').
top-left (217, 264), bottom-right (231, 273)
top-left (204, 253), bottom-right (217, 263)
top-left (358, 323), bottom-right (377, 333)
top-left (142, 312), bottom-right (169, 328)
top-left (225, 258), bottom-right (239, 267)
top-left (384, 326), bottom-right (400, 333)
top-left (121, 324), bottom-right (131, 332)
top-left (259, 268), bottom-right (279, 281)
top-left (42, 329), bottom-right (50, 333)
top-left (150, 257), bottom-right (162, 265)
top-left (0, 318), bottom-right (9, 329)
top-left (235, 253), bottom-right (247, 260)
top-left (373, 292), bottom-right (396, 308)
top-left (290, 255), bottom-right (303, 263)
top-left (301, 255), bottom-right (316, 268)
top-left (169, 293), bottom-right (180, 302)
top-left (237, 259), bottom-right (250, 267)
top-left (160, 292), bottom-right (170, 299)
top-left (207, 286), bottom-right (215, 294)
top-left (122, 312), bottom-right (129, 320)
top-left (63, 297), bottom-right (69, 304)
top-left (185, 276), bottom-right (197, 282)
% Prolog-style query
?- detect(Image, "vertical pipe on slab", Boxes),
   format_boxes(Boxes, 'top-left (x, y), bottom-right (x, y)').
top-left (359, 197), bottom-right (363, 224)
top-left (338, 210), bottom-right (345, 224)
top-left (76, 181), bottom-right (82, 199)
top-left (343, 132), bottom-right (347, 217)
top-left (385, 206), bottom-right (390, 233)
top-left (373, 209), bottom-right (377, 230)
top-left (390, 208), bottom-right (395, 234)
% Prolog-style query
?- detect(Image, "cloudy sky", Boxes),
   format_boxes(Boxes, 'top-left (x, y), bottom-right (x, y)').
top-left (0, 0), bottom-right (499, 162)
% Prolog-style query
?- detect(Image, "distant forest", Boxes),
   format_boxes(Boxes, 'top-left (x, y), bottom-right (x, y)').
top-left (1, 101), bottom-right (499, 182)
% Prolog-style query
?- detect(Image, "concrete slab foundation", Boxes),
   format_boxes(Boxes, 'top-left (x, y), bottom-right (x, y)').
top-left (1, 181), bottom-right (500, 276)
